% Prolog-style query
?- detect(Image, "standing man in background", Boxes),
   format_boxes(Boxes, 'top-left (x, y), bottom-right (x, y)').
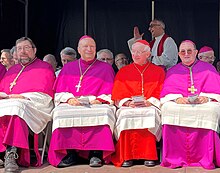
top-left (128, 19), bottom-right (178, 70)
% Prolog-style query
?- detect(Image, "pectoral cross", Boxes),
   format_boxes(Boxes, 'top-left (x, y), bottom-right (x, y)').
top-left (75, 75), bottom-right (83, 92)
top-left (188, 85), bottom-right (197, 94)
top-left (9, 81), bottom-right (16, 92)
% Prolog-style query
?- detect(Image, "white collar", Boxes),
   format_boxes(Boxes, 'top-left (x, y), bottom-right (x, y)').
top-left (155, 33), bottom-right (165, 40)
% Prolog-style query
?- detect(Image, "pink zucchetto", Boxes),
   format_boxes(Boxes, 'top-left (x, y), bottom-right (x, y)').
top-left (79, 35), bottom-right (93, 41)
top-left (181, 40), bottom-right (196, 49)
top-left (135, 40), bottom-right (150, 47)
top-left (199, 46), bottom-right (213, 54)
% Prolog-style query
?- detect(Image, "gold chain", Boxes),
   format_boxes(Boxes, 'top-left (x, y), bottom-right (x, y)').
top-left (133, 62), bottom-right (150, 96)
top-left (9, 57), bottom-right (37, 92)
top-left (75, 59), bottom-right (97, 92)
top-left (79, 59), bottom-right (97, 80)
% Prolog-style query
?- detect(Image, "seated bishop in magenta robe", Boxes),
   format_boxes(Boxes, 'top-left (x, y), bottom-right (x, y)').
top-left (48, 35), bottom-right (116, 168)
top-left (0, 37), bottom-right (55, 172)
top-left (160, 40), bottom-right (220, 170)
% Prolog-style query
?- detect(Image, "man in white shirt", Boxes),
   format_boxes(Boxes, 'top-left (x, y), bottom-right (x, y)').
top-left (127, 19), bottom-right (178, 70)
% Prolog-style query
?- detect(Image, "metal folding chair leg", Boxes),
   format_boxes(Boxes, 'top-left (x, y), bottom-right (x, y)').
top-left (41, 123), bottom-right (50, 165)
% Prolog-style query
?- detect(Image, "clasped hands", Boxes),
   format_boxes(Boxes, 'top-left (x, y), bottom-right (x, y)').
top-left (124, 99), bottom-right (152, 108)
top-left (175, 96), bottom-right (209, 104)
top-left (0, 94), bottom-right (27, 100)
top-left (67, 97), bottom-right (101, 106)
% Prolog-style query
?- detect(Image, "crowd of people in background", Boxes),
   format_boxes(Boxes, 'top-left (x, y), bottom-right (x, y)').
top-left (2, 19), bottom-right (218, 75)
top-left (0, 18), bottom-right (220, 173)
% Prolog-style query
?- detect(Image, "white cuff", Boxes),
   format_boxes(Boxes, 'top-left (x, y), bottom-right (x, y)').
top-left (199, 92), bottom-right (220, 102)
top-left (160, 94), bottom-right (183, 104)
top-left (54, 92), bottom-right (74, 106)
top-left (118, 98), bottom-right (132, 107)
top-left (147, 97), bottom-right (161, 109)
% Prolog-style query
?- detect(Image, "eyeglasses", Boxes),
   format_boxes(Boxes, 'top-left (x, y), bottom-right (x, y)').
top-left (62, 59), bottom-right (73, 63)
top-left (179, 49), bottom-right (195, 55)
top-left (116, 57), bottom-right (128, 63)
top-left (100, 58), bottom-right (113, 61)
top-left (149, 24), bottom-right (161, 28)
top-left (199, 55), bottom-right (216, 60)
top-left (131, 50), bottom-right (146, 56)
top-left (16, 45), bottom-right (33, 52)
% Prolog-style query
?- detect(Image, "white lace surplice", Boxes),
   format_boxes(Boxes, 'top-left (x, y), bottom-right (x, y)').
top-left (114, 106), bottom-right (161, 141)
top-left (52, 104), bottom-right (116, 133)
top-left (0, 92), bottom-right (54, 134)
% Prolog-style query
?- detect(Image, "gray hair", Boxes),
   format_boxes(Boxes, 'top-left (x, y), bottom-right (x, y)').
top-left (132, 42), bottom-right (151, 52)
top-left (97, 49), bottom-right (113, 60)
top-left (10, 46), bottom-right (16, 55)
top-left (60, 47), bottom-right (77, 58)
top-left (15, 37), bottom-right (36, 48)
top-left (43, 54), bottom-right (57, 63)
top-left (152, 19), bottom-right (165, 29)
top-left (143, 45), bottom-right (151, 52)
top-left (1, 49), bottom-right (13, 59)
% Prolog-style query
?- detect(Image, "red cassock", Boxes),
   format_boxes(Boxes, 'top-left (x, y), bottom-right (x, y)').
top-left (111, 62), bottom-right (165, 166)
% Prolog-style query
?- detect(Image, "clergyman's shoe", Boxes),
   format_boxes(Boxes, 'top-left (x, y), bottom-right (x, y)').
top-left (4, 147), bottom-right (19, 173)
top-left (89, 157), bottom-right (102, 167)
top-left (57, 152), bottom-right (77, 168)
top-left (121, 160), bottom-right (133, 167)
top-left (144, 160), bottom-right (156, 167)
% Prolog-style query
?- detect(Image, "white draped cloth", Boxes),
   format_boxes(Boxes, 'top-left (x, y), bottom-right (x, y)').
top-left (0, 92), bottom-right (53, 134)
top-left (114, 97), bottom-right (162, 141)
top-left (52, 92), bottom-right (116, 133)
top-left (161, 93), bottom-right (220, 133)
top-left (114, 106), bottom-right (161, 141)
